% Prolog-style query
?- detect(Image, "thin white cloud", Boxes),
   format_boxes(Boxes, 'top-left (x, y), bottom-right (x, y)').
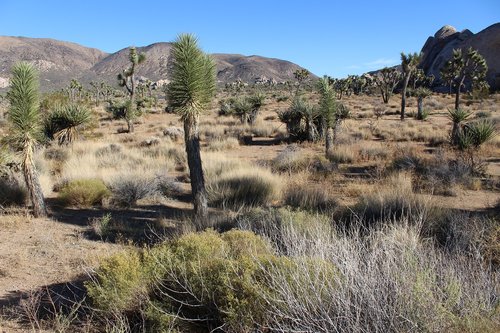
top-left (347, 58), bottom-right (398, 73)
top-left (364, 58), bottom-right (398, 67)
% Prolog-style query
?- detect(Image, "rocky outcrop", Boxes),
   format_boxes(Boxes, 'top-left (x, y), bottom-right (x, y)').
top-left (420, 23), bottom-right (500, 90)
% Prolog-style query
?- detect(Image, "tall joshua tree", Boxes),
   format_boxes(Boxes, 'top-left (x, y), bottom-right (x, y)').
top-left (440, 47), bottom-right (488, 111)
top-left (167, 34), bottom-right (216, 220)
top-left (293, 69), bottom-right (310, 95)
top-left (400, 52), bottom-right (421, 120)
top-left (6, 63), bottom-right (47, 217)
top-left (118, 47), bottom-right (146, 133)
top-left (317, 76), bottom-right (337, 157)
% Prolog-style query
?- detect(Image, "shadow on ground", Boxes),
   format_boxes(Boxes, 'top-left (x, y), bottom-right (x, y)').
top-left (0, 277), bottom-right (89, 329)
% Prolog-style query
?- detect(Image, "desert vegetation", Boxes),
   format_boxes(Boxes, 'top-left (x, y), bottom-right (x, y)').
top-left (0, 33), bottom-right (498, 333)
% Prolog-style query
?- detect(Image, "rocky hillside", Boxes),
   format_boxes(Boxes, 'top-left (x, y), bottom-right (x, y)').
top-left (0, 37), bottom-right (313, 91)
top-left (86, 43), bottom-right (313, 86)
top-left (420, 23), bottom-right (500, 90)
top-left (0, 36), bottom-right (107, 90)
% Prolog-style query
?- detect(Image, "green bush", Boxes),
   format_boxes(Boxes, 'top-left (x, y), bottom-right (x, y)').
top-left (59, 179), bottom-right (110, 207)
top-left (86, 229), bottom-right (336, 332)
top-left (86, 250), bottom-right (151, 314)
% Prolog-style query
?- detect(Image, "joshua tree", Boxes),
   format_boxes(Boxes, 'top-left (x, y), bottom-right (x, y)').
top-left (411, 87), bottom-right (432, 120)
top-left (400, 52), bottom-right (422, 120)
top-left (69, 79), bottom-right (83, 102)
top-left (6, 62), bottom-right (47, 217)
top-left (166, 34), bottom-right (216, 220)
top-left (317, 76), bottom-right (337, 157)
top-left (293, 69), bottom-right (310, 95)
top-left (440, 47), bottom-right (488, 111)
top-left (117, 47), bottom-right (146, 133)
top-left (374, 67), bottom-right (401, 104)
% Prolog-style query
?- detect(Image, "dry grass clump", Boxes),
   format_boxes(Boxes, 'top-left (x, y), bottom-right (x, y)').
top-left (207, 167), bottom-right (282, 209)
top-left (284, 181), bottom-right (338, 212)
top-left (205, 137), bottom-right (239, 151)
top-left (358, 142), bottom-right (389, 161)
top-left (327, 144), bottom-right (358, 163)
top-left (203, 153), bottom-right (282, 209)
top-left (355, 172), bottom-right (430, 224)
top-left (425, 97), bottom-right (445, 110)
top-left (58, 141), bottom-right (175, 186)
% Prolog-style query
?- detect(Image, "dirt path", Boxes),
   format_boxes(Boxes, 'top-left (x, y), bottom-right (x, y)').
top-left (0, 212), bottom-right (123, 331)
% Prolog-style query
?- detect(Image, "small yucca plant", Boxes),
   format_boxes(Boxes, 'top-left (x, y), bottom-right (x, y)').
top-left (447, 108), bottom-right (472, 145)
top-left (45, 104), bottom-right (92, 145)
top-left (462, 120), bottom-right (496, 149)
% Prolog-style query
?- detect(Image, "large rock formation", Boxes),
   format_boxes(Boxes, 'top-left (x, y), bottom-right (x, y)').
top-left (420, 23), bottom-right (500, 90)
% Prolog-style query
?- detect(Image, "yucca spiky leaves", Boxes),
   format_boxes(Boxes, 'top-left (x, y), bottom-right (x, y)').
top-left (317, 75), bottom-right (336, 127)
top-left (45, 104), bottom-right (91, 145)
top-left (167, 34), bottom-right (216, 122)
top-left (6, 62), bottom-right (45, 150)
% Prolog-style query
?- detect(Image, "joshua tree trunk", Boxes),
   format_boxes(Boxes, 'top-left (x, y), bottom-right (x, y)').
top-left (325, 126), bottom-right (334, 157)
top-left (451, 122), bottom-right (462, 145)
top-left (306, 119), bottom-right (316, 142)
top-left (454, 75), bottom-right (465, 111)
top-left (128, 74), bottom-right (136, 133)
top-left (333, 118), bottom-right (342, 142)
top-left (400, 73), bottom-right (411, 121)
top-left (417, 96), bottom-right (424, 120)
top-left (23, 146), bottom-right (47, 218)
top-left (184, 115), bottom-right (208, 220)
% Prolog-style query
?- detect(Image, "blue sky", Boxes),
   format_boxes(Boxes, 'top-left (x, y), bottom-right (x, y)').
top-left (1, 1), bottom-right (498, 77)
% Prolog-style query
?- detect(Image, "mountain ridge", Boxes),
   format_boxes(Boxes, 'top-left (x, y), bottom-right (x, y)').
top-left (0, 36), bottom-right (314, 91)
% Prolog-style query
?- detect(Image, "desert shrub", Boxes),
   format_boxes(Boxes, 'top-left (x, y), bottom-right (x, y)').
top-left (0, 177), bottom-right (27, 207)
top-left (43, 147), bottom-right (68, 162)
top-left (207, 167), bottom-right (282, 209)
top-left (162, 126), bottom-right (184, 141)
top-left (86, 250), bottom-right (151, 314)
top-left (237, 214), bottom-right (499, 333)
top-left (58, 179), bottom-right (110, 207)
top-left (271, 145), bottom-right (311, 173)
top-left (87, 229), bottom-right (332, 332)
top-left (284, 183), bottom-right (338, 212)
top-left (89, 213), bottom-right (112, 239)
top-left (475, 111), bottom-right (491, 118)
top-left (108, 176), bottom-right (160, 207)
top-left (426, 210), bottom-right (500, 265)
top-left (88, 216), bottom-right (499, 333)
